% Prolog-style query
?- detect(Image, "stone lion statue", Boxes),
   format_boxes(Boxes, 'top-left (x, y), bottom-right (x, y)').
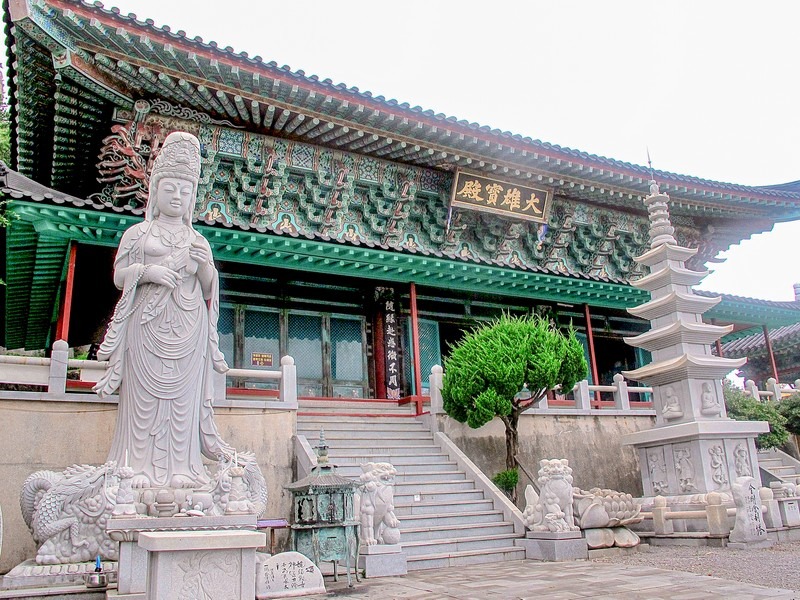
top-left (356, 462), bottom-right (401, 545)
top-left (522, 458), bottom-right (579, 532)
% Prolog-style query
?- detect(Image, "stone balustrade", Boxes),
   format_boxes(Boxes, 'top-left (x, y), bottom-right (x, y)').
top-left (428, 365), bottom-right (656, 417)
top-left (0, 339), bottom-right (298, 410)
top-left (641, 487), bottom-right (788, 539)
top-left (743, 377), bottom-right (800, 402)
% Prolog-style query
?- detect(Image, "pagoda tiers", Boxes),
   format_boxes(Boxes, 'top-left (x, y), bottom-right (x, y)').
top-left (622, 182), bottom-right (767, 497)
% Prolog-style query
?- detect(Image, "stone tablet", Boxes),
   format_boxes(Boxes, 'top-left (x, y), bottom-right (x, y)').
top-left (256, 552), bottom-right (326, 599)
top-left (729, 476), bottom-right (768, 544)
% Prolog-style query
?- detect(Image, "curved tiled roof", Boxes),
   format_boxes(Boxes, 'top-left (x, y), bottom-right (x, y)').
top-left (8, 0), bottom-right (800, 213)
top-left (722, 323), bottom-right (800, 358)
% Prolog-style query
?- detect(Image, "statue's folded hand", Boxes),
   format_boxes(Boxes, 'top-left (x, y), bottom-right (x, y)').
top-left (143, 264), bottom-right (181, 288)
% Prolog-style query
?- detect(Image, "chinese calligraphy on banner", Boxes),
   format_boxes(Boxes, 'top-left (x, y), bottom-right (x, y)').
top-left (450, 170), bottom-right (553, 223)
top-left (378, 288), bottom-right (401, 399)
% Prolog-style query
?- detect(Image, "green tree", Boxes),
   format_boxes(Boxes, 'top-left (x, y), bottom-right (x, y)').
top-left (723, 379), bottom-right (789, 449)
top-left (442, 314), bottom-right (587, 498)
top-left (778, 393), bottom-right (800, 436)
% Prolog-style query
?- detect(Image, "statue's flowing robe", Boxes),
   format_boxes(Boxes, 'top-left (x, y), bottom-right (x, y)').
top-left (94, 222), bottom-right (232, 487)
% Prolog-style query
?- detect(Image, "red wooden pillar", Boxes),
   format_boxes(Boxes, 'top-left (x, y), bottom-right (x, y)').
top-left (583, 303), bottom-right (601, 403)
top-left (711, 319), bottom-right (724, 357)
top-left (763, 324), bottom-right (779, 382)
top-left (55, 243), bottom-right (78, 343)
top-left (409, 283), bottom-right (423, 413)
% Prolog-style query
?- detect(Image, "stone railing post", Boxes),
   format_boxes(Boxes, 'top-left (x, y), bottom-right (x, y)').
top-left (652, 496), bottom-right (673, 535)
top-left (766, 377), bottom-right (781, 401)
top-left (429, 365), bottom-right (444, 415)
top-left (612, 374), bottom-right (630, 410)
top-left (705, 492), bottom-right (730, 536)
top-left (213, 370), bottom-right (227, 403)
top-left (279, 355), bottom-right (297, 406)
top-left (573, 380), bottom-right (591, 410)
top-left (745, 379), bottom-right (760, 400)
top-left (794, 379), bottom-right (800, 393)
top-left (48, 339), bottom-right (69, 395)
top-left (760, 487), bottom-right (782, 528)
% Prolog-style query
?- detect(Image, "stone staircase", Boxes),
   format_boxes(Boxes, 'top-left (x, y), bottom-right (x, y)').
top-left (296, 398), bottom-right (526, 570)
top-left (758, 447), bottom-right (800, 489)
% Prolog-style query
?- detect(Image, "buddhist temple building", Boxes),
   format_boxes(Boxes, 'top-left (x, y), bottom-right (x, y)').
top-left (3, 0), bottom-right (800, 402)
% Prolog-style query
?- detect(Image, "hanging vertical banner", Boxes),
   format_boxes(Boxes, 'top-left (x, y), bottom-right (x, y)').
top-left (380, 288), bottom-right (401, 399)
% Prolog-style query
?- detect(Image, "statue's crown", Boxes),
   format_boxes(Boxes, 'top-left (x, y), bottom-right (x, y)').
top-left (152, 131), bottom-right (201, 181)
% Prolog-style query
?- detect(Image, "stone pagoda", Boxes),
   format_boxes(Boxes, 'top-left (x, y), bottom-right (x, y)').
top-left (621, 180), bottom-right (768, 498)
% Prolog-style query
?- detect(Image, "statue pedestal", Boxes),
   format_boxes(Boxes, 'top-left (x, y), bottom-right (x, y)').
top-left (138, 530), bottom-right (265, 600)
top-left (514, 530), bottom-right (588, 561)
top-left (107, 514), bottom-right (257, 599)
top-left (357, 544), bottom-right (408, 577)
top-left (623, 420), bottom-right (768, 496)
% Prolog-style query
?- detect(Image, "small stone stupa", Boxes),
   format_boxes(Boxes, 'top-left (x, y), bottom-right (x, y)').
top-left (621, 180), bottom-right (768, 498)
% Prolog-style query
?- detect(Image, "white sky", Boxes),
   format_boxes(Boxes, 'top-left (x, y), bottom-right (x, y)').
top-left (24, 1), bottom-right (800, 299)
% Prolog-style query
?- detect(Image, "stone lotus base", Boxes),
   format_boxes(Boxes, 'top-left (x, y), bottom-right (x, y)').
top-left (357, 544), bottom-right (408, 577)
top-left (583, 527), bottom-right (640, 549)
top-left (515, 530), bottom-right (588, 561)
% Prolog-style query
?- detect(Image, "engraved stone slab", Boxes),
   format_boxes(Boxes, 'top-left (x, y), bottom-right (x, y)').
top-left (255, 551), bottom-right (326, 599)
top-left (138, 530), bottom-right (264, 600)
top-left (729, 476), bottom-right (769, 546)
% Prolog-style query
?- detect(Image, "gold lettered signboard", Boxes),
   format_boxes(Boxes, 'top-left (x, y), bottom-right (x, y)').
top-left (450, 170), bottom-right (553, 223)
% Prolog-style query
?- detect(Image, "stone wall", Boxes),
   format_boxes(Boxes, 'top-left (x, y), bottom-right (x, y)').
top-left (439, 412), bottom-right (656, 501)
top-left (0, 398), bottom-right (295, 574)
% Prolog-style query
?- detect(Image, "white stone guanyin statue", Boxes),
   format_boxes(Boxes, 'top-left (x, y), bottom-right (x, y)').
top-left (93, 131), bottom-right (235, 489)
top-left (19, 133), bottom-right (266, 565)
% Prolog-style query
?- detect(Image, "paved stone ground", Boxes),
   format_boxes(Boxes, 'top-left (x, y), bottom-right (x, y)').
top-left (308, 558), bottom-right (795, 599)
top-left (596, 540), bottom-right (800, 596)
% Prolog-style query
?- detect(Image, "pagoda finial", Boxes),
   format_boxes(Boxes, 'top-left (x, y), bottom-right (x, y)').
top-left (644, 179), bottom-right (676, 248)
top-left (315, 428), bottom-right (329, 466)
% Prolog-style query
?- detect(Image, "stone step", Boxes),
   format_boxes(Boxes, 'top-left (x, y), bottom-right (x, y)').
top-left (767, 465), bottom-right (800, 473)
top-left (401, 533), bottom-right (522, 557)
top-left (306, 436), bottom-right (439, 455)
top-left (334, 462), bottom-right (459, 476)
top-left (394, 489), bottom-right (487, 504)
top-left (393, 479), bottom-right (477, 494)
top-left (759, 458), bottom-right (787, 467)
top-left (392, 471), bottom-right (467, 483)
top-left (329, 453), bottom-right (449, 465)
top-left (399, 510), bottom-right (506, 528)
top-left (297, 429), bottom-right (433, 441)
top-left (297, 418), bottom-right (425, 431)
top-left (405, 546), bottom-right (526, 571)
top-left (401, 522), bottom-right (515, 542)
top-left (298, 399), bottom-right (415, 411)
top-left (394, 499), bottom-right (496, 516)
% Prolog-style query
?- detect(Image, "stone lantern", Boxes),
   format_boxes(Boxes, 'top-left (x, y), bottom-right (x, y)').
top-left (285, 430), bottom-right (360, 586)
